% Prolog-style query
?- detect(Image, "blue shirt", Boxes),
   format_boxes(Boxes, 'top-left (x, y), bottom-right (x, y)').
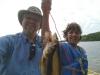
top-left (0, 33), bottom-right (43, 75)
top-left (59, 42), bottom-right (88, 75)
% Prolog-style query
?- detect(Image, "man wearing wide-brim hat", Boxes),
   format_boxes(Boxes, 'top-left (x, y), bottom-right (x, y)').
top-left (18, 6), bottom-right (42, 25)
top-left (0, 0), bottom-right (52, 74)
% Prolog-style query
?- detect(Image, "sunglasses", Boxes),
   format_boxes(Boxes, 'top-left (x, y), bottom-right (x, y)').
top-left (29, 43), bottom-right (36, 60)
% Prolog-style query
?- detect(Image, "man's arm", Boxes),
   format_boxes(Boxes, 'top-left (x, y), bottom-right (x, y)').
top-left (0, 36), bottom-right (10, 63)
top-left (40, 1), bottom-right (52, 75)
top-left (41, 0), bottom-right (52, 48)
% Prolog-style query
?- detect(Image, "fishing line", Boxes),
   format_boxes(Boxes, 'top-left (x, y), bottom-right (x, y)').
top-left (50, 13), bottom-right (62, 40)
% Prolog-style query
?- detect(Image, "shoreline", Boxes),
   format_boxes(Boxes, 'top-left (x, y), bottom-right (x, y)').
top-left (88, 70), bottom-right (100, 75)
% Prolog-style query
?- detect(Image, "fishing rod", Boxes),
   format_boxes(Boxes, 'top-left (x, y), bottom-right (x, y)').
top-left (41, 0), bottom-right (62, 41)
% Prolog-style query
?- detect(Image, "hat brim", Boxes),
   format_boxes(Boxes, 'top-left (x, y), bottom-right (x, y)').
top-left (18, 10), bottom-right (42, 24)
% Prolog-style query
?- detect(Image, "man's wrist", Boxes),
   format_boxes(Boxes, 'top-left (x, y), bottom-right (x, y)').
top-left (43, 13), bottom-right (50, 16)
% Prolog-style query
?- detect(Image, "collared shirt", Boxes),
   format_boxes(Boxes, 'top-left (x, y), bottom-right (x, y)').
top-left (0, 32), bottom-right (42, 75)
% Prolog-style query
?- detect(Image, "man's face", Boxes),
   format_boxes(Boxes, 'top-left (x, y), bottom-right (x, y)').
top-left (22, 14), bottom-right (41, 35)
top-left (66, 30), bottom-right (81, 45)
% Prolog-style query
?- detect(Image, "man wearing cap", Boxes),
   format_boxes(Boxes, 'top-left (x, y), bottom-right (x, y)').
top-left (0, 0), bottom-right (52, 75)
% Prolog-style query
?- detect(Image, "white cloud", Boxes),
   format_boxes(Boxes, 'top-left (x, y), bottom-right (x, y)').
top-left (0, 0), bottom-right (100, 37)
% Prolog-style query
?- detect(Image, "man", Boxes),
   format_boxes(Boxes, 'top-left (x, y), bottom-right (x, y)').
top-left (42, 23), bottom-right (88, 75)
top-left (0, 0), bottom-right (53, 74)
top-left (0, 5), bottom-right (49, 75)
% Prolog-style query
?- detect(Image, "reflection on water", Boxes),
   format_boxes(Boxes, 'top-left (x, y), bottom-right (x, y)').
top-left (79, 41), bottom-right (100, 73)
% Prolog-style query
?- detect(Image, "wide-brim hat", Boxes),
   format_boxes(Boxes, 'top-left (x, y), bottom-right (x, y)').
top-left (18, 6), bottom-right (42, 24)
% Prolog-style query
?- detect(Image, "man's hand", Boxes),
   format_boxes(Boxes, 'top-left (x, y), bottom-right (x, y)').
top-left (41, 0), bottom-right (52, 15)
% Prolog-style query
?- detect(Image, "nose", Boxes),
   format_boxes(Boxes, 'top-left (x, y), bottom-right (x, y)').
top-left (29, 18), bottom-right (36, 24)
top-left (28, 19), bottom-right (38, 27)
top-left (72, 32), bottom-right (77, 36)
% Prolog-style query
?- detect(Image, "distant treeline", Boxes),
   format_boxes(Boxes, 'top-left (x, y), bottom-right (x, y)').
top-left (81, 32), bottom-right (100, 41)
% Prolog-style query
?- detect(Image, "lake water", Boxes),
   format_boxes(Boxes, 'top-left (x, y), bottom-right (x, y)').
top-left (79, 41), bottom-right (100, 73)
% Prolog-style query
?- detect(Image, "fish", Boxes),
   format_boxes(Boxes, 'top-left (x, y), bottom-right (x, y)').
top-left (40, 32), bottom-right (60, 75)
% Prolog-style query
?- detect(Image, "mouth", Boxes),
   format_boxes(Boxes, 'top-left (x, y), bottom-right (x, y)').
top-left (69, 37), bottom-right (79, 43)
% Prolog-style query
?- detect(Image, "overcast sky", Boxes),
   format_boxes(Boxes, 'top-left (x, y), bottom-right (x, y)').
top-left (0, 0), bottom-right (100, 40)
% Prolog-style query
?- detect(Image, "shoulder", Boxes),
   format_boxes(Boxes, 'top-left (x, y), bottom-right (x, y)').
top-left (77, 46), bottom-right (87, 56)
top-left (0, 33), bottom-right (22, 45)
top-left (59, 41), bottom-right (69, 46)
top-left (59, 41), bottom-right (70, 49)
top-left (0, 34), bottom-right (17, 54)
top-left (0, 35), bottom-right (13, 44)
top-left (78, 46), bottom-right (86, 53)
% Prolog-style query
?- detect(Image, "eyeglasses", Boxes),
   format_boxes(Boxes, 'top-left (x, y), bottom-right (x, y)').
top-left (29, 43), bottom-right (36, 60)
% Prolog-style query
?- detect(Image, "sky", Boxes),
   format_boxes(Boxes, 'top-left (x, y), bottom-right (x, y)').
top-left (0, 0), bottom-right (100, 40)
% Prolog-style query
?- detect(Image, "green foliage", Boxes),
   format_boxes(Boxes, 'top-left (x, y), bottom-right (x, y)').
top-left (81, 32), bottom-right (100, 41)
